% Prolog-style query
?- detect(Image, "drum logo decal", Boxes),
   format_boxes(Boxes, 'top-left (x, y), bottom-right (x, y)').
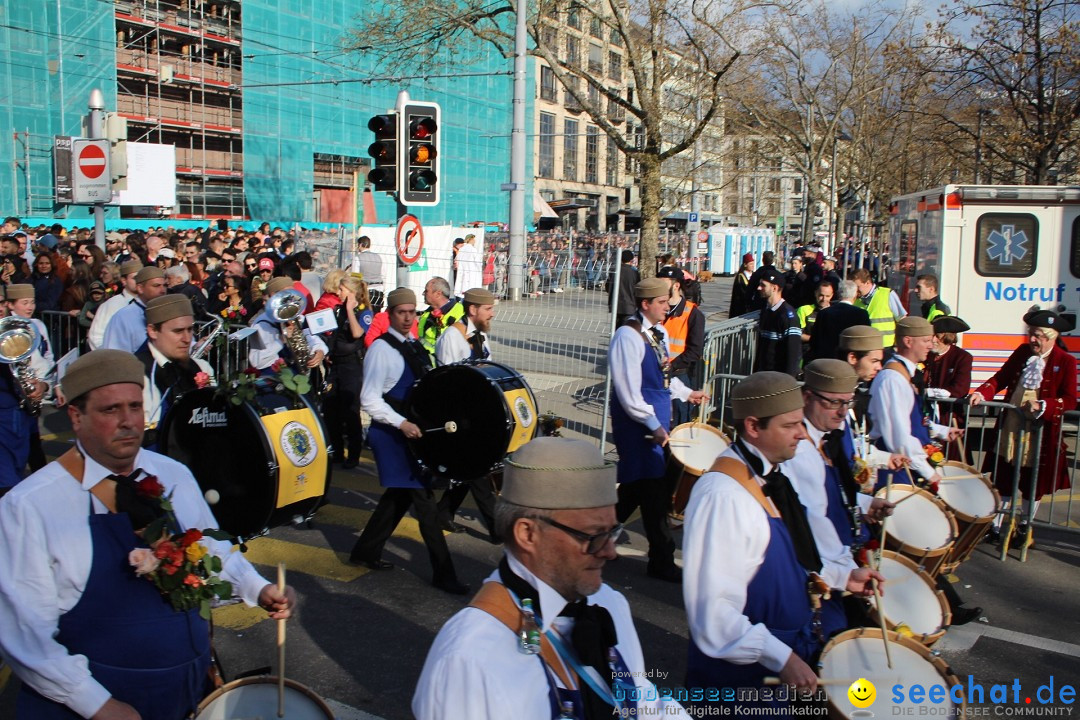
top-left (281, 421), bottom-right (318, 467)
top-left (189, 408), bottom-right (228, 428)
top-left (514, 397), bottom-right (534, 428)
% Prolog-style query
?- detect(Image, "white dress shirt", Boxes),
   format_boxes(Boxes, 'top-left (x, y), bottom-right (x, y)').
top-left (247, 317), bottom-right (328, 371)
top-left (142, 343), bottom-right (216, 427)
top-left (434, 318), bottom-right (489, 366)
top-left (609, 317), bottom-right (691, 431)
top-left (682, 444), bottom-right (795, 673)
top-left (360, 327), bottom-right (414, 427)
top-left (413, 551), bottom-right (688, 720)
top-left (0, 446), bottom-right (270, 718)
top-left (868, 355), bottom-right (949, 478)
top-left (86, 289), bottom-right (136, 350)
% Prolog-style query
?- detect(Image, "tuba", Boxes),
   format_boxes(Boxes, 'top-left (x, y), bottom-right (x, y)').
top-left (190, 313), bottom-right (225, 362)
top-left (266, 287), bottom-right (312, 368)
top-left (0, 317), bottom-right (42, 416)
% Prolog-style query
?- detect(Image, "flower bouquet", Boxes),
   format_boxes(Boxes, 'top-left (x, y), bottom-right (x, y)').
top-left (127, 476), bottom-right (233, 619)
top-left (923, 442), bottom-right (945, 468)
top-left (217, 358), bottom-right (310, 413)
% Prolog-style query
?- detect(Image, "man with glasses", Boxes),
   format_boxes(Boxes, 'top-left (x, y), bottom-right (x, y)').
top-left (413, 436), bottom-right (688, 720)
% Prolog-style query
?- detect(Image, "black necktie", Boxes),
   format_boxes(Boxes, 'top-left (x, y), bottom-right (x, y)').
top-left (649, 326), bottom-right (664, 345)
top-left (468, 331), bottom-right (488, 360)
top-left (822, 429), bottom-right (859, 507)
top-left (109, 469), bottom-right (165, 532)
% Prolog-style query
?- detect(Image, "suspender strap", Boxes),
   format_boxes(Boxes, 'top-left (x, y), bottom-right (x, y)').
top-left (709, 456), bottom-right (780, 519)
top-left (57, 447), bottom-right (116, 512)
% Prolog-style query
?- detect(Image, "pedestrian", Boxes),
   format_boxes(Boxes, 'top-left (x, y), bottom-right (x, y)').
top-left (808, 279), bottom-right (870, 363)
top-left (852, 268), bottom-right (906, 350)
top-left (753, 266), bottom-right (801, 377)
top-left (729, 252), bottom-right (754, 317)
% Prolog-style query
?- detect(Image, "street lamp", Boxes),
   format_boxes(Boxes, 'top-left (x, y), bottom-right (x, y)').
top-left (830, 130), bottom-right (852, 256)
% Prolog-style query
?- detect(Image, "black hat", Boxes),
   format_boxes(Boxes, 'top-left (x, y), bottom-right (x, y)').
top-left (931, 316), bottom-right (970, 334)
top-left (1023, 309), bottom-right (1074, 333)
top-left (759, 267), bottom-right (785, 287)
top-left (656, 265), bottom-right (681, 280)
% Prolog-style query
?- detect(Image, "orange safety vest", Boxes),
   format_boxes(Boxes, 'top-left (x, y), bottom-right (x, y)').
top-left (663, 300), bottom-right (697, 358)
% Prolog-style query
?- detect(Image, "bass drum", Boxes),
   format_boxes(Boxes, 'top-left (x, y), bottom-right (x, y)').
top-left (408, 360), bottom-right (538, 480)
top-left (196, 677), bottom-right (333, 719)
top-left (159, 386), bottom-right (331, 541)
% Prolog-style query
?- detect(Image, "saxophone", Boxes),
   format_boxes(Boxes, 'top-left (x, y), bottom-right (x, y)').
top-left (267, 287), bottom-right (312, 368)
top-left (0, 317), bottom-right (43, 416)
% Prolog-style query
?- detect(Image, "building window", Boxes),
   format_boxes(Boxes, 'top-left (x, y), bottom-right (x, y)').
top-left (564, 118), bottom-right (579, 181)
top-left (606, 135), bottom-right (618, 185)
top-left (586, 126), bottom-right (599, 184)
top-left (565, 37), bottom-right (579, 67)
top-left (539, 113), bottom-right (555, 179)
top-left (589, 43), bottom-right (603, 74)
top-left (768, 177), bottom-right (781, 193)
top-left (540, 65), bottom-right (556, 102)
top-left (564, 76), bottom-right (582, 111)
top-left (588, 81), bottom-right (600, 106)
top-left (567, 3), bottom-right (581, 29)
top-left (590, 16), bottom-right (602, 37)
top-left (793, 178), bottom-right (803, 194)
top-left (609, 26), bottom-right (622, 46)
top-left (541, 26), bottom-right (557, 52)
top-left (608, 51), bottom-right (621, 82)
top-left (607, 95), bottom-right (624, 122)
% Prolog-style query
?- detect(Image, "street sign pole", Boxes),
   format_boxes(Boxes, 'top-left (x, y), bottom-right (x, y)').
top-left (88, 89), bottom-right (106, 250)
top-left (395, 89), bottom-right (410, 289)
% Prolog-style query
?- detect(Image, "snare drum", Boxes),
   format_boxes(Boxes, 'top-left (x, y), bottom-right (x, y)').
top-left (818, 628), bottom-right (965, 718)
top-left (668, 422), bottom-right (730, 516)
top-left (196, 677), bottom-right (334, 719)
top-left (408, 360), bottom-right (538, 480)
top-left (875, 485), bottom-right (957, 576)
top-left (159, 386), bottom-right (330, 541)
top-left (937, 461), bottom-right (1000, 572)
top-left (867, 551), bottom-right (950, 646)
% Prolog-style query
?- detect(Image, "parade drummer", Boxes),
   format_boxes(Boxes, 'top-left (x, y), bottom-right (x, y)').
top-left (413, 437), bottom-right (689, 720)
top-left (0, 349), bottom-right (294, 720)
top-left (136, 295), bottom-right (216, 446)
top-left (682, 372), bottom-right (881, 707)
top-left (249, 276), bottom-right (327, 375)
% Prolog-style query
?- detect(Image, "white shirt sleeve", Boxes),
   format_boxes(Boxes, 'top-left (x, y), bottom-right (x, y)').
top-left (610, 325), bottom-right (661, 431)
top-left (682, 466), bottom-right (794, 672)
top-left (247, 321), bottom-right (283, 370)
top-left (360, 338), bottom-right (407, 427)
top-left (435, 326), bottom-right (470, 366)
top-left (888, 290), bottom-right (908, 320)
top-left (87, 294), bottom-right (127, 350)
top-left (868, 368), bottom-right (933, 477)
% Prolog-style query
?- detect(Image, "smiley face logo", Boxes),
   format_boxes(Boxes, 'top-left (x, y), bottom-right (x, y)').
top-left (848, 678), bottom-right (876, 708)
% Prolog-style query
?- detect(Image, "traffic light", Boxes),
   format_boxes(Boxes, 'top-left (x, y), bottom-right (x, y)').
top-left (399, 101), bottom-right (440, 206)
top-left (367, 113), bottom-right (398, 193)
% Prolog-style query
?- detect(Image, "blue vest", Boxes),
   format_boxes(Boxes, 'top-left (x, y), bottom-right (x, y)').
top-left (875, 362), bottom-right (932, 489)
top-left (611, 324), bottom-right (671, 484)
top-left (0, 367), bottom-right (31, 488)
top-left (367, 341), bottom-right (426, 489)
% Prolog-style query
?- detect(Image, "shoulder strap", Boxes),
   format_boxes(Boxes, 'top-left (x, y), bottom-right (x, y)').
top-left (57, 448), bottom-right (117, 511)
top-left (708, 456), bottom-right (780, 518)
top-left (884, 357), bottom-right (914, 389)
top-left (470, 582), bottom-right (579, 692)
top-left (452, 320), bottom-right (468, 340)
top-left (378, 332), bottom-right (431, 378)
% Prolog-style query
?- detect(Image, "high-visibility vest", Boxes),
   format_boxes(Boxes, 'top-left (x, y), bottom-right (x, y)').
top-left (857, 287), bottom-right (897, 347)
top-left (418, 301), bottom-right (465, 354)
top-left (925, 300), bottom-right (946, 323)
top-left (796, 304), bottom-right (816, 330)
top-left (663, 300), bottom-right (697, 358)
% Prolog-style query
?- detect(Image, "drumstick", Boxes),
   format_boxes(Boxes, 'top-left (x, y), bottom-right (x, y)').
top-left (277, 562), bottom-right (286, 719)
top-left (889, 490), bottom-right (921, 506)
top-left (423, 421), bottom-right (458, 434)
top-left (872, 578), bottom-right (893, 669)
top-left (950, 418), bottom-right (967, 462)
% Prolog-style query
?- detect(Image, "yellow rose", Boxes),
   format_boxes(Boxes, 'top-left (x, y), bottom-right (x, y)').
top-left (185, 543), bottom-right (208, 564)
top-left (931, 451), bottom-right (944, 464)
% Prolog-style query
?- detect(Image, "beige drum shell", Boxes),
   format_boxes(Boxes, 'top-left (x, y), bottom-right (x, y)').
top-left (669, 423), bottom-right (730, 516)
top-left (196, 677), bottom-right (334, 719)
top-left (937, 462), bottom-right (1001, 572)
top-left (819, 627), bottom-right (966, 719)
top-left (875, 485), bottom-right (957, 576)
top-left (867, 551), bottom-right (951, 646)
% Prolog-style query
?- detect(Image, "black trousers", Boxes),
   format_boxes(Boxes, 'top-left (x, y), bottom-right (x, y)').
top-left (323, 360), bottom-right (363, 461)
top-left (616, 476), bottom-right (676, 569)
top-left (438, 476), bottom-right (498, 536)
top-left (350, 487), bottom-right (459, 584)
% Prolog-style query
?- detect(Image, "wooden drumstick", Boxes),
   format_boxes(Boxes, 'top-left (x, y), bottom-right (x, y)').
top-left (950, 418), bottom-right (967, 462)
top-left (277, 562), bottom-right (286, 719)
top-left (872, 578), bottom-right (893, 669)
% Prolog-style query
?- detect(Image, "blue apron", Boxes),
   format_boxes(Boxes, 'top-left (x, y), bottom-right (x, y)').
top-left (874, 374), bottom-right (931, 489)
top-left (611, 328), bottom-right (670, 484)
top-left (17, 505), bottom-right (210, 719)
top-left (0, 369), bottom-right (31, 489)
top-left (368, 354), bottom-right (426, 489)
top-left (686, 514), bottom-right (819, 706)
top-left (539, 640), bottom-right (637, 719)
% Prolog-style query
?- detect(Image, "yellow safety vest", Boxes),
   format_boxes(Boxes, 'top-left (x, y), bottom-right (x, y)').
top-left (857, 287), bottom-right (897, 347)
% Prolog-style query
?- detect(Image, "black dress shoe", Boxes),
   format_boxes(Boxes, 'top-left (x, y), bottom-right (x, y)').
top-left (350, 556), bottom-right (394, 570)
top-left (984, 528), bottom-right (1001, 545)
top-left (439, 518), bottom-right (466, 533)
top-left (646, 564), bottom-right (683, 583)
top-left (342, 458), bottom-right (359, 470)
top-left (434, 578), bottom-right (471, 595)
top-left (951, 606), bottom-right (983, 626)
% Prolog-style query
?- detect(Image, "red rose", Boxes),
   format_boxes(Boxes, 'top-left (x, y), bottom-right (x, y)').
top-left (154, 540), bottom-right (178, 560)
top-left (180, 528), bottom-right (203, 547)
top-left (194, 372), bottom-right (210, 389)
top-left (183, 574), bottom-right (203, 587)
top-left (270, 358), bottom-right (286, 372)
top-left (135, 475), bottom-right (164, 499)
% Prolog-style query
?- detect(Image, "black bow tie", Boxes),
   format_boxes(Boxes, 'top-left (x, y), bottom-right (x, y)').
top-left (649, 326), bottom-right (664, 344)
top-left (109, 469), bottom-right (164, 532)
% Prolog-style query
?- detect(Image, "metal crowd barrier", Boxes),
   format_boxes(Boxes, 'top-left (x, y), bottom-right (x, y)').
top-left (697, 312), bottom-right (759, 431)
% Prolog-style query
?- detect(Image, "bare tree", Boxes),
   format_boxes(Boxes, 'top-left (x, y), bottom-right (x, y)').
top-left (347, 0), bottom-right (757, 275)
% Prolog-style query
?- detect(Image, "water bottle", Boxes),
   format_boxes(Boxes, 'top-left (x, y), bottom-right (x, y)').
top-left (558, 700), bottom-right (575, 718)
top-left (518, 598), bottom-right (541, 655)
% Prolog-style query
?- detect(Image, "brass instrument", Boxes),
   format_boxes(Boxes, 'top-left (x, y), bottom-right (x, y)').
top-left (191, 314), bottom-right (225, 361)
top-left (0, 317), bottom-right (43, 416)
top-left (266, 287), bottom-right (312, 368)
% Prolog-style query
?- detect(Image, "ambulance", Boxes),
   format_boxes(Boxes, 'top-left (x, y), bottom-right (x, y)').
top-left (887, 184), bottom-right (1080, 391)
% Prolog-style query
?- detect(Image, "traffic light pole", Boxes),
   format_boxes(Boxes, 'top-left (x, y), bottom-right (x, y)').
top-left (506, 0), bottom-right (528, 302)
top-left (394, 90), bottom-right (411, 290)
top-left (87, 89), bottom-right (107, 250)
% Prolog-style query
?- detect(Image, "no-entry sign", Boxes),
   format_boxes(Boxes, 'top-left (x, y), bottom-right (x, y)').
top-left (71, 138), bottom-right (111, 204)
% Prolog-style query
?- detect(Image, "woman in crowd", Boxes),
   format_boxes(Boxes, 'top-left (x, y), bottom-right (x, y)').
top-left (60, 261), bottom-right (94, 315)
top-left (925, 315), bottom-right (973, 463)
top-left (30, 252), bottom-right (64, 315)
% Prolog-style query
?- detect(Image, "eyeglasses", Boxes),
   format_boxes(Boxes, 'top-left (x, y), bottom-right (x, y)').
top-left (535, 516), bottom-right (622, 555)
top-left (245, 263), bottom-right (258, 269)
top-left (808, 389), bottom-right (856, 410)
top-left (78, 252), bottom-right (93, 259)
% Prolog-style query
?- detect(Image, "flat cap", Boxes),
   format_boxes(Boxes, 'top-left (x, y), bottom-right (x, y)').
top-left (134, 266), bottom-right (165, 284)
top-left (4, 284), bottom-right (34, 300)
top-left (1023, 309), bottom-right (1074, 333)
top-left (895, 316), bottom-right (933, 338)
top-left (106, 231), bottom-right (126, 242)
top-left (463, 287), bottom-right (495, 305)
top-left (839, 325), bottom-right (883, 352)
top-left (61, 349), bottom-right (145, 402)
top-left (732, 371), bottom-right (803, 420)
top-left (803, 359), bottom-right (858, 394)
top-left (502, 437), bottom-right (617, 509)
top-left (120, 260), bottom-right (143, 276)
top-left (264, 276), bottom-right (294, 297)
top-left (387, 287), bottom-right (417, 309)
top-left (145, 294), bottom-right (193, 326)
top-left (758, 267), bottom-right (785, 287)
top-left (932, 316), bottom-right (970, 335)
top-left (634, 277), bottom-right (669, 300)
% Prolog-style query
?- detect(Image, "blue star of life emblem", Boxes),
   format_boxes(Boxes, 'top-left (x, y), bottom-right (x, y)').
top-left (986, 225), bottom-right (1029, 266)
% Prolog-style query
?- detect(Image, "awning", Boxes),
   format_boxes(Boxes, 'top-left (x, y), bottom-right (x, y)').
top-left (548, 197), bottom-right (597, 212)
top-left (534, 190), bottom-right (559, 219)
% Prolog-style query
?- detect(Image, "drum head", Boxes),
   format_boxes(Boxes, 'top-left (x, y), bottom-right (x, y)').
top-left (870, 553), bottom-right (947, 638)
top-left (668, 423), bottom-right (730, 475)
top-left (196, 677), bottom-right (333, 719)
top-left (878, 486), bottom-right (953, 550)
top-left (408, 361), bottom-right (536, 480)
top-left (938, 465), bottom-right (997, 519)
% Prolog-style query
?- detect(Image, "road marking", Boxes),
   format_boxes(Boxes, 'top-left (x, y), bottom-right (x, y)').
top-left (936, 623), bottom-right (1080, 657)
top-left (212, 601), bottom-right (269, 631)
top-left (241, 537), bottom-right (372, 583)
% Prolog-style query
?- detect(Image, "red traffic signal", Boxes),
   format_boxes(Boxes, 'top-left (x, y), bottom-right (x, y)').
top-left (400, 102), bottom-right (440, 206)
